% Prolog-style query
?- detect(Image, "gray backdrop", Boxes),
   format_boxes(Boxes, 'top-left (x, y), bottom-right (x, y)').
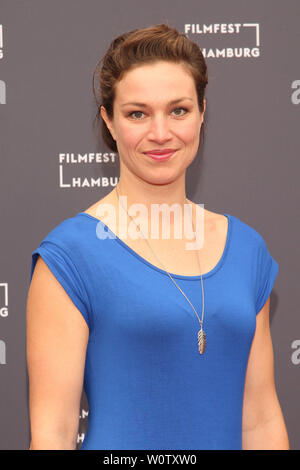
top-left (0, 0), bottom-right (299, 450)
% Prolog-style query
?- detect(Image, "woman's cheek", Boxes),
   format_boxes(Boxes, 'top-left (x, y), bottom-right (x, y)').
top-left (180, 126), bottom-right (198, 144)
top-left (120, 124), bottom-right (141, 147)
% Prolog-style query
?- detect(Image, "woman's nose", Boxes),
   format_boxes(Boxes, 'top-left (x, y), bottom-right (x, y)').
top-left (148, 115), bottom-right (172, 142)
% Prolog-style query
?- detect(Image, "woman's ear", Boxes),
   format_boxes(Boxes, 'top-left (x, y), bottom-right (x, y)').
top-left (199, 98), bottom-right (206, 126)
top-left (100, 105), bottom-right (116, 141)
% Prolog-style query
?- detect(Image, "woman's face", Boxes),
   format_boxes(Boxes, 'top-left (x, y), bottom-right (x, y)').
top-left (101, 60), bottom-right (205, 185)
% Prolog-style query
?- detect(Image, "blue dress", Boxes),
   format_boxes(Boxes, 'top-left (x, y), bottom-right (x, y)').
top-left (29, 211), bottom-right (279, 450)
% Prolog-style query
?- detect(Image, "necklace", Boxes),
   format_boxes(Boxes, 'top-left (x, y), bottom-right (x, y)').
top-left (115, 185), bottom-right (206, 355)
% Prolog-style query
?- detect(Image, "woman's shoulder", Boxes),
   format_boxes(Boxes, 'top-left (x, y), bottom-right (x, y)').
top-left (199, 205), bottom-right (268, 252)
top-left (225, 211), bottom-right (268, 251)
top-left (38, 192), bottom-right (116, 248)
top-left (36, 210), bottom-right (92, 252)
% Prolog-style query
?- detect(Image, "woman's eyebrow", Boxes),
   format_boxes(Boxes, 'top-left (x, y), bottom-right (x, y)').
top-left (121, 97), bottom-right (193, 107)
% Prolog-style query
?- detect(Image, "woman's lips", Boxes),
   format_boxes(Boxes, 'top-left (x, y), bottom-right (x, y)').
top-left (143, 150), bottom-right (177, 161)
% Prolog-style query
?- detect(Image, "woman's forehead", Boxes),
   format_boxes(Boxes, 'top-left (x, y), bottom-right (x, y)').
top-left (115, 63), bottom-right (196, 102)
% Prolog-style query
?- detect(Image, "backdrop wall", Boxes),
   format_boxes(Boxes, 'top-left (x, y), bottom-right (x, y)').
top-left (0, 0), bottom-right (299, 450)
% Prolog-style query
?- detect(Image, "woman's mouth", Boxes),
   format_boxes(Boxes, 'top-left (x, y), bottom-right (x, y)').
top-left (143, 149), bottom-right (177, 161)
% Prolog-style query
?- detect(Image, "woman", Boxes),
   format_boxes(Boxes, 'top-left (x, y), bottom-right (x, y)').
top-left (26, 24), bottom-right (289, 450)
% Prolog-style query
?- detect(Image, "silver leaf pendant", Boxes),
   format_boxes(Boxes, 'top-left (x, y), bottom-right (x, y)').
top-left (198, 328), bottom-right (206, 355)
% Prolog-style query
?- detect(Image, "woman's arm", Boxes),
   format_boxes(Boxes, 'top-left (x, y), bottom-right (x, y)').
top-left (26, 256), bottom-right (89, 450)
top-left (242, 297), bottom-right (290, 450)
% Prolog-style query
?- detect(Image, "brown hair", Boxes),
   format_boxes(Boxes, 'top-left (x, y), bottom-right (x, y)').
top-left (92, 23), bottom-right (208, 153)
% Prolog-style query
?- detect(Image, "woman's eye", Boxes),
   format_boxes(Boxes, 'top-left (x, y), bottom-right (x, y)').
top-left (128, 111), bottom-right (145, 119)
top-left (172, 107), bottom-right (188, 117)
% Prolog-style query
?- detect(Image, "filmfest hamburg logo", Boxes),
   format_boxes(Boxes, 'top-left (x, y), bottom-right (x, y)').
top-left (58, 152), bottom-right (118, 188)
top-left (184, 22), bottom-right (260, 58)
top-left (0, 282), bottom-right (8, 318)
top-left (0, 283), bottom-right (8, 365)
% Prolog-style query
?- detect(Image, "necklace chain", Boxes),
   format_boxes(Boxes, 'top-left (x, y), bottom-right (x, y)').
top-left (114, 185), bottom-right (206, 354)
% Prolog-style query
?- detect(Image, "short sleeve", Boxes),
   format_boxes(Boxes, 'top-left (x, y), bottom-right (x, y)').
top-left (255, 237), bottom-right (279, 315)
top-left (30, 240), bottom-right (92, 330)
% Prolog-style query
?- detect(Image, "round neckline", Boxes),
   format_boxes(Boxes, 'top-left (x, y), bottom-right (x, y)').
top-left (77, 211), bottom-right (232, 280)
